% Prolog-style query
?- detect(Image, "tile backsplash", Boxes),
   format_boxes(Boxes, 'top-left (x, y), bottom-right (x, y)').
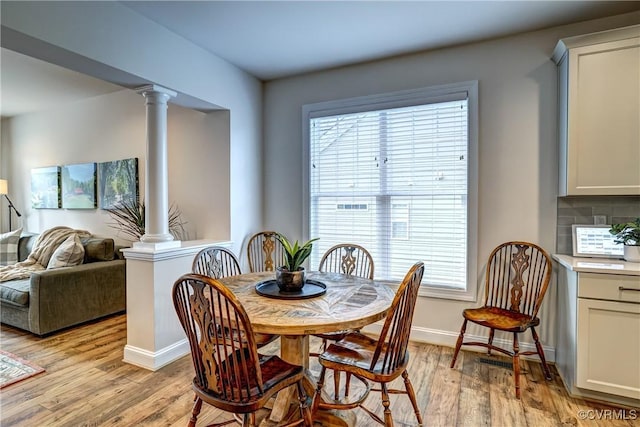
top-left (556, 196), bottom-right (640, 254)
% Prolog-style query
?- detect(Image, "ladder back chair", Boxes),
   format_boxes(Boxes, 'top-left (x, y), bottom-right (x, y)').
top-left (172, 274), bottom-right (312, 427)
top-left (312, 262), bottom-right (425, 427)
top-left (246, 231), bottom-right (286, 273)
top-left (314, 243), bottom-right (375, 399)
top-left (192, 246), bottom-right (278, 349)
top-left (450, 241), bottom-right (553, 399)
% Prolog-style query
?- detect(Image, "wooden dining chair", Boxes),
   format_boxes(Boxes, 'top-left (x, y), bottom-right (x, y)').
top-left (314, 243), bottom-right (375, 399)
top-left (246, 231), bottom-right (286, 273)
top-left (192, 246), bottom-right (242, 278)
top-left (192, 246), bottom-right (278, 349)
top-left (312, 262), bottom-right (425, 427)
top-left (450, 241), bottom-right (553, 399)
top-left (172, 274), bottom-right (313, 427)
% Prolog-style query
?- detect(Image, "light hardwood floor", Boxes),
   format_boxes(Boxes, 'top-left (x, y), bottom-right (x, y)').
top-left (1, 314), bottom-right (636, 427)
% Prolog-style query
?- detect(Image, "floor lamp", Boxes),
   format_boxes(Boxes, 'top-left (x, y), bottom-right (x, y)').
top-left (0, 179), bottom-right (22, 231)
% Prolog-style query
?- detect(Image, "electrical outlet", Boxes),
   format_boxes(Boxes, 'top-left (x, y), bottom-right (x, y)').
top-left (593, 215), bottom-right (607, 225)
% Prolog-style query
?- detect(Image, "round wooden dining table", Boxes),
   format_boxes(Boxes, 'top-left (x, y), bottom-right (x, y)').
top-left (216, 270), bottom-right (397, 425)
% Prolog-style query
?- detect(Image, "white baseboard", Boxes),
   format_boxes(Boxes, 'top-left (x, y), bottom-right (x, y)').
top-left (363, 324), bottom-right (556, 363)
top-left (123, 339), bottom-right (190, 371)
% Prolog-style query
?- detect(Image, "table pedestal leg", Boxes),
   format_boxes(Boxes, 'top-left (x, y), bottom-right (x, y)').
top-left (269, 335), bottom-right (309, 422)
top-left (265, 335), bottom-right (357, 426)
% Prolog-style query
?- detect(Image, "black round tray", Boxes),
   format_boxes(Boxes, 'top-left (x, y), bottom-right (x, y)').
top-left (255, 279), bottom-right (327, 300)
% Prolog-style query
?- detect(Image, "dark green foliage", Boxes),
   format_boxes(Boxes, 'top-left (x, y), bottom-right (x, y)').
top-left (107, 198), bottom-right (187, 241)
top-left (276, 234), bottom-right (319, 271)
top-left (610, 218), bottom-right (640, 246)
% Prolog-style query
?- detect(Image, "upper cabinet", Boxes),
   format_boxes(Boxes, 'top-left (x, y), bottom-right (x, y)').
top-left (553, 25), bottom-right (640, 196)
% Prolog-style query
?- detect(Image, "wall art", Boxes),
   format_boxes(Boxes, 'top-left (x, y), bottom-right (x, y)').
top-left (61, 163), bottom-right (97, 209)
top-left (98, 158), bottom-right (139, 209)
top-left (31, 166), bottom-right (61, 209)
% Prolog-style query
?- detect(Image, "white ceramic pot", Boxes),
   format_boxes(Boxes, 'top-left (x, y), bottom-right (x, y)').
top-left (623, 245), bottom-right (640, 263)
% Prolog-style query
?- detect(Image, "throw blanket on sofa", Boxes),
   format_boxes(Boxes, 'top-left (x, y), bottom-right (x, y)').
top-left (0, 226), bottom-right (91, 282)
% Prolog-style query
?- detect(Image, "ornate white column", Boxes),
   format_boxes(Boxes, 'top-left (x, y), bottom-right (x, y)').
top-left (136, 85), bottom-right (178, 248)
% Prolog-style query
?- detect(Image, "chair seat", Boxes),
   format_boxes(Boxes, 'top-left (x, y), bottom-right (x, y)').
top-left (197, 349), bottom-right (303, 412)
top-left (320, 332), bottom-right (407, 382)
top-left (313, 330), bottom-right (351, 342)
top-left (463, 306), bottom-right (540, 332)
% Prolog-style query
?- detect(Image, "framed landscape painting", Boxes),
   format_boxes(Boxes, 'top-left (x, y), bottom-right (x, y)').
top-left (98, 158), bottom-right (139, 209)
top-left (31, 166), bottom-right (61, 209)
top-left (61, 163), bottom-right (97, 209)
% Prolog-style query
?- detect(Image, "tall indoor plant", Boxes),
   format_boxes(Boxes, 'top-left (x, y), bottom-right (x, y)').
top-left (275, 234), bottom-right (318, 291)
top-left (610, 217), bottom-right (640, 263)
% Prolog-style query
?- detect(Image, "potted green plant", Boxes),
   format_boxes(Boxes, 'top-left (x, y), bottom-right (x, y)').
top-left (275, 234), bottom-right (319, 292)
top-left (609, 217), bottom-right (640, 263)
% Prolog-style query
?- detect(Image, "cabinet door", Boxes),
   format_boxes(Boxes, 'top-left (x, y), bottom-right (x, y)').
top-left (565, 37), bottom-right (640, 195)
top-left (577, 298), bottom-right (640, 399)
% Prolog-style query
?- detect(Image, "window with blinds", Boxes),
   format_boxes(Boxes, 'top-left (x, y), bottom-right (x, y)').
top-left (305, 82), bottom-right (478, 296)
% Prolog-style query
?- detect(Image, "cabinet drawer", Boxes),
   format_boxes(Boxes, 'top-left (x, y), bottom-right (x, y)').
top-left (578, 273), bottom-right (640, 303)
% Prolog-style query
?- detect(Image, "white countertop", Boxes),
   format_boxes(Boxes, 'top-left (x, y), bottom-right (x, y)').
top-left (552, 254), bottom-right (640, 276)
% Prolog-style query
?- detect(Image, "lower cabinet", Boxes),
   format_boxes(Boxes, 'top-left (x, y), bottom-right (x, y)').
top-left (577, 297), bottom-right (640, 399)
top-left (556, 267), bottom-right (640, 406)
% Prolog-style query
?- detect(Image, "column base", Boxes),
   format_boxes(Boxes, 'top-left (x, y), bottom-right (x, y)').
top-left (140, 232), bottom-right (176, 243)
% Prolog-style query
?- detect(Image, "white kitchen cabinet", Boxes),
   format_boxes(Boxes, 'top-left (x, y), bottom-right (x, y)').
top-left (553, 25), bottom-right (640, 196)
top-left (554, 255), bottom-right (640, 407)
top-left (576, 274), bottom-right (640, 399)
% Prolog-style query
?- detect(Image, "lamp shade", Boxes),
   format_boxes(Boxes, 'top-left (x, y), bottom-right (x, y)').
top-left (0, 179), bottom-right (7, 195)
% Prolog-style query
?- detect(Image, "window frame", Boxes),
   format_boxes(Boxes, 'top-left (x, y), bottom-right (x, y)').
top-left (302, 81), bottom-right (479, 301)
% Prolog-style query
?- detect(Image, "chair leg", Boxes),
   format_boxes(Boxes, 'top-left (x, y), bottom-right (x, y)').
top-left (512, 332), bottom-right (521, 399)
top-left (488, 328), bottom-right (495, 355)
top-left (296, 379), bottom-right (313, 426)
top-left (531, 326), bottom-right (552, 380)
top-left (312, 366), bottom-right (327, 415)
top-left (189, 395), bottom-right (202, 427)
top-left (333, 369), bottom-right (341, 400)
top-left (241, 413), bottom-right (251, 427)
top-left (381, 382), bottom-right (394, 427)
top-left (450, 319), bottom-right (467, 368)
top-left (345, 372), bottom-right (352, 397)
top-left (402, 370), bottom-right (423, 425)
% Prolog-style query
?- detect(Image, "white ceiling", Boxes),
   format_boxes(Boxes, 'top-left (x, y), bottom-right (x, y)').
top-left (1, 1), bottom-right (638, 117)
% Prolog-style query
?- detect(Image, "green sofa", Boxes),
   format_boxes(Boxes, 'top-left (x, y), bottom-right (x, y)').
top-left (0, 233), bottom-right (126, 336)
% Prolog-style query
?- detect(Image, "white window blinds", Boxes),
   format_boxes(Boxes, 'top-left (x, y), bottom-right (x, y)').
top-left (309, 96), bottom-right (469, 289)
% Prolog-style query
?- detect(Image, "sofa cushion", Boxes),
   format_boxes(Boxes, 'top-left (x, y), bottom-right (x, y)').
top-left (47, 234), bottom-right (85, 269)
top-left (18, 234), bottom-right (38, 262)
top-left (0, 278), bottom-right (30, 307)
top-left (0, 228), bottom-right (22, 266)
top-left (81, 237), bottom-right (115, 262)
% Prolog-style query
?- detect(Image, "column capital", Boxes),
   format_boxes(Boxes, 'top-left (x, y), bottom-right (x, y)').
top-left (135, 84), bottom-right (177, 99)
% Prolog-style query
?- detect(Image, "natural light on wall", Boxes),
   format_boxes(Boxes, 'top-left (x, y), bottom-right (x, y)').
top-left (305, 82), bottom-right (478, 298)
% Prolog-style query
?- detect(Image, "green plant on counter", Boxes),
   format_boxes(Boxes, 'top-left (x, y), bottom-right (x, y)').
top-left (609, 217), bottom-right (640, 246)
top-left (276, 234), bottom-right (319, 271)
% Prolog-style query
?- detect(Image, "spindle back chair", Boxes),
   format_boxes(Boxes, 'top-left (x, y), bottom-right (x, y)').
top-left (313, 262), bottom-right (425, 427)
top-left (246, 231), bottom-right (286, 273)
top-left (172, 274), bottom-right (312, 426)
top-left (450, 241), bottom-right (553, 399)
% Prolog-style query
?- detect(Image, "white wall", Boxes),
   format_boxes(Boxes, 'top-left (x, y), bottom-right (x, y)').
top-left (263, 12), bottom-right (640, 353)
top-left (0, 1), bottom-right (263, 258)
top-left (2, 89), bottom-right (230, 246)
